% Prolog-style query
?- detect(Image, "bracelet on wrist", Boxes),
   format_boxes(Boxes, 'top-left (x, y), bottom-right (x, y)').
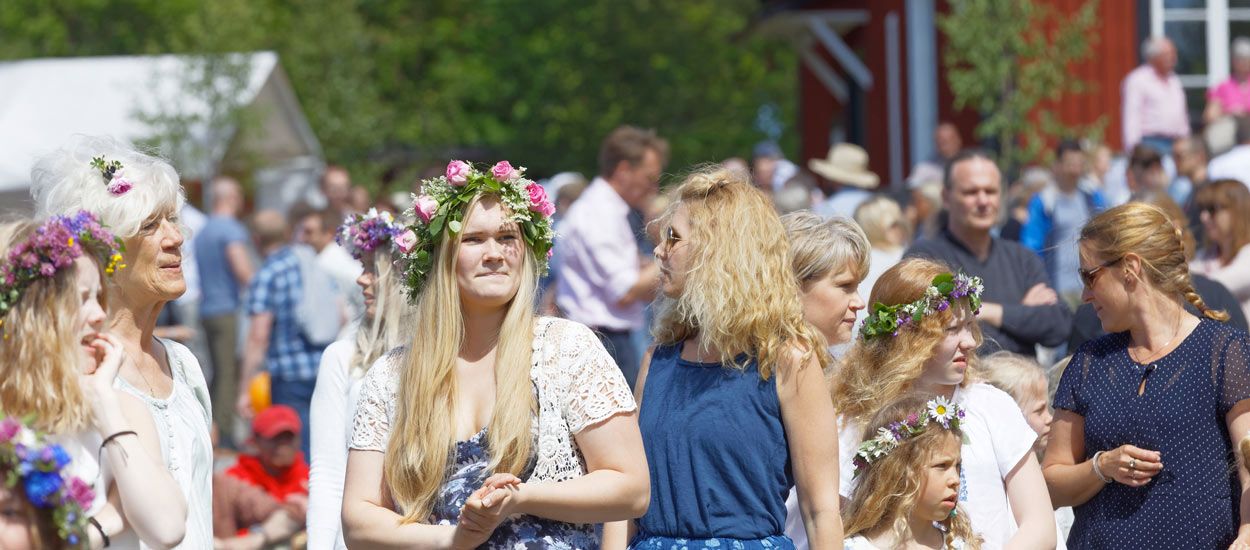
top-left (89, 516), bottom-right (109, 548)
top-left (1091, 450), bottom-right (1112, 484)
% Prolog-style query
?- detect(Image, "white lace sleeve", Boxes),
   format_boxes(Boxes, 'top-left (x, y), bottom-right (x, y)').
top-left (349, 355), bottom-right (399, 452)
top-left (560, 322), bottom-right (637, 433)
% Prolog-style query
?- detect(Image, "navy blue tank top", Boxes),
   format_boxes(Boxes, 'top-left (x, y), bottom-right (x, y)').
top-left (636, 342), bottom-right (794, 540)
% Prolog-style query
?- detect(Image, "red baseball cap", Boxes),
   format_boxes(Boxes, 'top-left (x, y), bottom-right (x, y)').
top-left (251, 405), bottom-right (301, 439)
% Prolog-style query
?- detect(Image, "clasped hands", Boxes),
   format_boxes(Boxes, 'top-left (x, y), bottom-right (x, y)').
top-left (452, 473), bottom-right (525, 549)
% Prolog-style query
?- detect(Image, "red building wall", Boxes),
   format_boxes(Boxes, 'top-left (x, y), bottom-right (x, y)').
top-left (795, 0), bottom-right (1137, 181)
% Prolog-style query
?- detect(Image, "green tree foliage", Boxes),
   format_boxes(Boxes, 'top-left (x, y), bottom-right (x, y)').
top-left (0, 0), bottom-right (795, 192)
top-left (938, 0), bottom-right (1104, 171)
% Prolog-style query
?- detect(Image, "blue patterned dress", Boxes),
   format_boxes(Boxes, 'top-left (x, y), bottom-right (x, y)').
top-left (429, 428), bottom-right (598, 549)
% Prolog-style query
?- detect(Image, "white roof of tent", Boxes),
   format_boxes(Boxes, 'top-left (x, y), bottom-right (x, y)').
top-left (0, 51), bottom-right (321, 193)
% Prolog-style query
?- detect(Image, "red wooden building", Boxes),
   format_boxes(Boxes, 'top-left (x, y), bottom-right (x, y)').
top-left (749, 0), bottom-right (1240, 190)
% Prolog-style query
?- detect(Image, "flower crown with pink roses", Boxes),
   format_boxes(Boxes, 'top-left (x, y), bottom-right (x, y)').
top-left (400, 160), bottom-right (555, 300)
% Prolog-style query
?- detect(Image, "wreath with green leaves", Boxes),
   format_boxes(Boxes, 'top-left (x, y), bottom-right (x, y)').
top-left (859, 272), bottom-right (984, 340)
top-left (399, 160), bottom-right (555, 301)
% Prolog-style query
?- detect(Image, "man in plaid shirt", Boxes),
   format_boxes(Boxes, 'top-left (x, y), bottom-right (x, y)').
top-left (237, 210), bottom-right (327, 457)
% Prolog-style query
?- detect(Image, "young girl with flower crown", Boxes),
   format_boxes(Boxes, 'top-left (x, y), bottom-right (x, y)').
top-left (842, 395), bottom-right (980, 550)
top-left (834, 258), bottom-right (1054, 549)
top-left (0, 213), bottom-right (188, 549)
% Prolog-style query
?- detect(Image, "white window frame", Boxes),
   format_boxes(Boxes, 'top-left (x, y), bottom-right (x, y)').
top-left (1151, 0), bottom-right (1243, 88)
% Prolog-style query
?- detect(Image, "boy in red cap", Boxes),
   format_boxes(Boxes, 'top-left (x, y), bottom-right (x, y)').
top-left (226, 405), bottom-right (310, 503)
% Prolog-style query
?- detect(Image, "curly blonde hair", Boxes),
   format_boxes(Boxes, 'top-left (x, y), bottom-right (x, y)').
top-left (834, 258), bottom-right (981, 424)
top-left (0, 221), bottom-right (100, 434)
top-left (651, 165), bottom-right (828, 378)
top-left (843, 395), bottom-right (982, 549)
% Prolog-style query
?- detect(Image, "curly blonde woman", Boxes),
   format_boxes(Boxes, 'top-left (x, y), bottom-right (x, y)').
top-left (341, 161), bottom-right (648, 548)
top-left (609, 166), bottom-right (841, 549)
top-left (835, 258), bottom-right (1054, 549)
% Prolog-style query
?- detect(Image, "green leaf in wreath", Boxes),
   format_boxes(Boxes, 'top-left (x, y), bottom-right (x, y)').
top-left (448, 219), bottom-right (462, 233)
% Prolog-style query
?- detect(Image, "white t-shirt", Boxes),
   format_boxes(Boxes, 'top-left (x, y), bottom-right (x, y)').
top-left (307, 340), bottom-right (368, 550)
top-left (812, 384), bottom-right (1034, 550)
top-left (783, 415), bottom-right (863, 550)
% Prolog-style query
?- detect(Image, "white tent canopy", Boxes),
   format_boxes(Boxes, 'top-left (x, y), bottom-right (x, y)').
top-left (0, 51), bottom-right (323, 213)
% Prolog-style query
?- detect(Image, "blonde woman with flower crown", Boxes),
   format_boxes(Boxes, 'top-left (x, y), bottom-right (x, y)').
top-left (0, 213), bottom-right (188, 549)
top-left (834, 258), bottom-right (1054, 550)
top-left (307, 209), bottom-right (415, 550)
top-left (604, 167), bottom-right (842, 549)
top-left (341, 161), bottom-right (648, 548)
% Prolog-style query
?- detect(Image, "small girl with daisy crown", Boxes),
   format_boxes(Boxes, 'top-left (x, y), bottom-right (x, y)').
top-left (833, 258), bottom-right (1054, 549)
top-left (843, 395), bottom-right (980, 550)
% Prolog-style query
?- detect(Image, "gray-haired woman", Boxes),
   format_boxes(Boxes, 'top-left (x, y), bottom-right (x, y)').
top-left (31, 135), bottom-right (212, 548)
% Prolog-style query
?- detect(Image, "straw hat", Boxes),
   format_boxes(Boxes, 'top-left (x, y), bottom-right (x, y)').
top-left (808, 143), bottom-right (879, 189)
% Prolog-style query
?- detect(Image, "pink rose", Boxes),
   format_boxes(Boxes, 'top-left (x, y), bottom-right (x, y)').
top-left (107, 178), bottom-right (133, 196)
top-left (395, 230), bottom-right (418, 253)
top-left (526, 182), bottom-right (555, 218)
top-left (0, 418), bottom-right (19, 443)
top-left (445, 160), bottom-right (471, 185)
top-left (66, 477), bottom-right (96, 510)
top-left (415, 195), bottom-right (439, 223)
top-left (491, 161), bottom-right (517, 181)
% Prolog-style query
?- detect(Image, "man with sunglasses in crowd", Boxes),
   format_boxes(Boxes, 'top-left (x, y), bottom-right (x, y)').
top-left (906, 149), bottom-right (1073, 356)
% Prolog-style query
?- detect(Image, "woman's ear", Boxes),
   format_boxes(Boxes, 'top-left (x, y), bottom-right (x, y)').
top-left (1122, 253), bottom-right (1144, 287)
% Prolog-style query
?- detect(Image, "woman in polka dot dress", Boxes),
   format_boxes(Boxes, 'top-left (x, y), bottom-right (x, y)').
top-left (1044, 202), bottom-right (1250, 549)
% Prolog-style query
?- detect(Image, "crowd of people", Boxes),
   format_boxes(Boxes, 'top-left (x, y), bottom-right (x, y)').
top-left (6, 36), bottom-right (1250, 550)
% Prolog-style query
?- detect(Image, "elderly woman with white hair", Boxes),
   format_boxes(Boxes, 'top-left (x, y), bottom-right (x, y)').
top-left (1206, 37), bottom-right (1250, 124)
top-left (30, 135), bottom-right (212, 548)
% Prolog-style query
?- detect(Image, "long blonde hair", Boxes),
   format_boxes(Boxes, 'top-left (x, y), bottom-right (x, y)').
top-left (843, 395), bottom-right (982, 550)
top-left (384, 195), bottom-right (538, 522)
top-left (0, 221), bottom-right (99, 434)
top-left (349, 249), bottom-right (413, 379)
top-left (651, 165), bottom-right (828, 378)
top-left (835, 258), bottom-right (981, 424)
top-left (1080, 202), bottom-right (1229, 322)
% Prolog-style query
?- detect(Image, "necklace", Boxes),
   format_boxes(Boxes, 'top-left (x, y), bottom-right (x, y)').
top-left (1128, 309), bottom-right (1184, 365)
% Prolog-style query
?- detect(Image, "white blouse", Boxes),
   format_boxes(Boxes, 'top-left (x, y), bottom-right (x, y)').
top-left (112, 338), bottom-right (213, 550)
top-left (307, 340), bottom-right (364, 550)
top-left (349, 317), bottom-right (637, 503)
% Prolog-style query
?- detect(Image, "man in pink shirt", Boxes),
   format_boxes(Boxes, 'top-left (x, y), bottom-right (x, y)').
top-left (1122, 36), bottom-right (1190, 154)
top-left (556, 126), bottom-right (668, 387)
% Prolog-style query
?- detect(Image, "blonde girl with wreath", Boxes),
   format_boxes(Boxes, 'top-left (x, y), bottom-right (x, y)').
top-left (605, 166), bottom-right (842, 549)
top-left (341, 161), bottom-right (648, 548)
top-left (835, 258), bottom-right (1054, 550)
top-left (0, 213), bottom-right (188, 548)
top-left (842, 394), bottom-right (980, 550)
top-left (307, 208), bottom-right (416, 550)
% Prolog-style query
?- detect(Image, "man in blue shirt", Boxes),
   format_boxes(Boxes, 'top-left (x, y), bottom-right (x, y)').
top-left (194, 177), bottom-right (255, 442)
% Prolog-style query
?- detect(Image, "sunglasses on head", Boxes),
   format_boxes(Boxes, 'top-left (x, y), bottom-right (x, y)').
top-left (1078, 257), bottom-right (1123, 288)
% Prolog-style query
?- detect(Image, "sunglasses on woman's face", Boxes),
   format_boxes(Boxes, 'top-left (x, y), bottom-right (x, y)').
top-left (1199, 203), bottom-right (1227, 215)
top-left (1078, 257), bottom-right (1123, 288)
top-left (662, 226), bottom-right (684, 250)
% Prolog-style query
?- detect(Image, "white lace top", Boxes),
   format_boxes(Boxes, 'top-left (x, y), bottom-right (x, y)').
top-left (350, 317), bottom-right (636, 498)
